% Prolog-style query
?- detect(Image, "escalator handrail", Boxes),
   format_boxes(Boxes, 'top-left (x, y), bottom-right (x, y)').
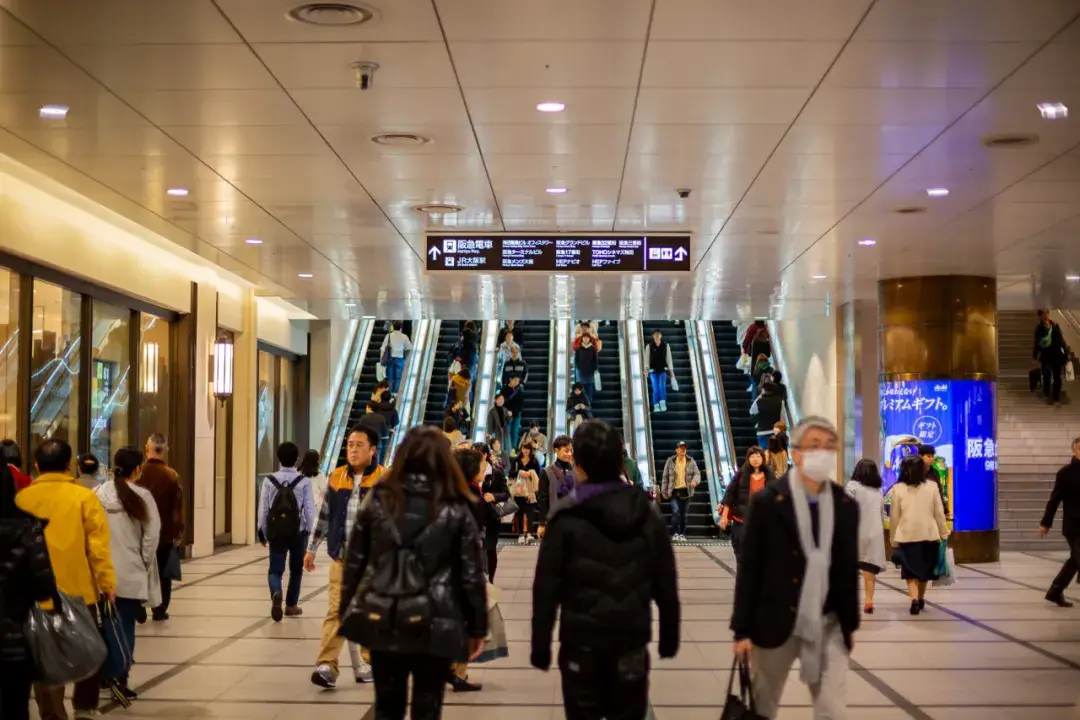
top-left (413, 320), bottom-right (444, 434)
top-left (684, 322), bottom-right (727, 525)
top-left (766, 320), bottom-right (801, 427)
top-left (617, 322), bottom-right (634, 454)
top-left (319, 318), bottom-right (374, 477)
top-left (387, 319), bottom-right (437, 464)
top-left (704, 321), bottom-right (739, 492)
top-left (627, 320), bottom-right (656, 489)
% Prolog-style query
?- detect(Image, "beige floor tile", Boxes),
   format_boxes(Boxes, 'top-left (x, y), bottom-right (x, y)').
top-left (218, 665), bottom-right (377, 703)
top-left (851, 639), bottom-right (1067, 670)
top-left (981, 620), bottom-right (1080, 642)
top-left (925, 706), bottom-right (1080, 720)
top-left (140, 664), bottom-right (253, 701)
top-left (873, 668), bottom-right (1080, 705)
top-left (135, 636), bottom-right (221, 664)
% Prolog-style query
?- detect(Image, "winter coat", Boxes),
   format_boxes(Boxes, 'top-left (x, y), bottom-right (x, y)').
top-left (538, 461), bottom-right (577, 524)
top-left (481, 468), bottom-right (510, 548)
top-left (1042, 457), bottom-right (1080, 538)
top-left (487, 405), bottom-right (510, 439)
top-left (95, 480), bottom-right (161, 601)
top-left (520, 430), bottom-right (548, 456)
top-left (623, 453), bottom-right (644, 488)
top-left (573, 342), bottom-right (599, 376)
top-left (754, 393), bottom-right (784, 432)
top-left (16, 473), bottom-right (116, 604)
top-left (661, 455), bottom-right (701, 498)
top-left (721, 464), bottom-right (777, 522)
top-left (339, 474), bottom-right (488, 662)
top-left (0, 503), bottom-right (57, 666)
top-left (502, 356), bottom-right (529, 386)
top-left (449, 374), bottom-right (471, 406)
top-left (845, 480), bottom-right (887, 571)
top-left (500, 383), bottom-right (525, 416)
top-left (137, 459), bottom-right (184, 549)
top-left (1034, 320), bottom-right (1070, 365)
top-left (531, 481), bottom-right (680, 669)
top-left (566, 391), bottom-right (591, 416)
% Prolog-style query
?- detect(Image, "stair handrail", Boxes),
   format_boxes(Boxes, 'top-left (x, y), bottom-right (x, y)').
top-left (703, 321), bottom-right (739, 488)
top-left (766, 319), bottom-right (801, 427)
top-left (617, 321), bottom-right (635, 452)
top-left (319, 317), bottom-right (374, 476)
top-left (471, 320), bottom-right (500, 443)
top-left (412, 319), bottom-right (444, 437)
top-left (547, 319), bottom-right (572, 441)
top-left (387, 319), bottom-right (437, 464)
top-left (625, 320), bottom-right (656, 489)
top-left (685, 322), bottom-right (734, 525)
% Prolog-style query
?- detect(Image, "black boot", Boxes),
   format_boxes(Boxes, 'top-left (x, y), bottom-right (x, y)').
top-left (1046, 590), bottom-right (1074, 608)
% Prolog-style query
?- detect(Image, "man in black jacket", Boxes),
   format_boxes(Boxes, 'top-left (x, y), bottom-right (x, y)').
top-left (531, 420), bottom-right (679, 719)
top-left (1039, 436), bottom-right (1080, 608)
top-left (1034, 308), bottom-right (1071, 406)
top-left (535, 435), bottom-right (575, 540)
top-left (731, 416), bottom-right (859, 719)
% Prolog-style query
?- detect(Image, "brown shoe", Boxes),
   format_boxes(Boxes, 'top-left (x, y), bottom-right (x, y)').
top-left (285, 606), bottom-right (303, 617)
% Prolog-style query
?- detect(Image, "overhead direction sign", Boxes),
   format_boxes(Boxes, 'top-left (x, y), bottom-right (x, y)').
top-left (424, 234), bottom-right (691, 272)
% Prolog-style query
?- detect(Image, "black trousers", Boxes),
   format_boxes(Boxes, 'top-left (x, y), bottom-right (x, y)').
top-left (485, 543), bottom-right (499, 583)
top-left (730, 521), bottom-right (745, 562)
top-left (559, 645), bottom-right (650, 720)
top-left (1049, 535), bottom-right (1080, 595)
top-left (155, 545), bottom-right (173, 614)
top-left (1, 661), bottom-right (33, 720)
top-left (1042, 361), bottom-right (1064, 403)
top-left (369, 651), bottom-right (448, 720)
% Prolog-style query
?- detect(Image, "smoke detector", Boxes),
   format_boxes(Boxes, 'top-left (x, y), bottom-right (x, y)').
top-left (371, 133), bottom-right (432, 147)
top-left (287, 3), bottom-right (375, 26)
top-left (412, 203), bottom-right (464, 214)
top-left (981, 133), bottom-right (1040, 149)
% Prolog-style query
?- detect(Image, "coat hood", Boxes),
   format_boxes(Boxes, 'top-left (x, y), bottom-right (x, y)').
top-left (551, 481), bottom-right (651, 541)
top-left (95, 479), bottom-right (123, 512)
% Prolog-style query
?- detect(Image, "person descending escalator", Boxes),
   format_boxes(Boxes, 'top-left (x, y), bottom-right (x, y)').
top-left (647, 328), bottom-right (674, 413)
top-left (572, 322), bottom-right (600, 406)
top-left (566, 382), bottom-right (592, 433)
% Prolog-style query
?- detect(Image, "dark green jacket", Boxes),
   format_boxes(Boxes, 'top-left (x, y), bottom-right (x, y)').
top-left (623, 453), bottom-right (643, 488)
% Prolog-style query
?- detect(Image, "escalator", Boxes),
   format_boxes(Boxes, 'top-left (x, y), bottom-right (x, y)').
top-left (712, 322), bottom-right (757, 467)
top-left (591, 322), bottom-right (622, 429)
top-left (511, 320), bottom-right (550, 448)
top-left (643, 322), bottom-right (713, 538)
top-left (422, 322), bottom-right (461, 429)
top-left (336, 322), bottom-right (389, 467)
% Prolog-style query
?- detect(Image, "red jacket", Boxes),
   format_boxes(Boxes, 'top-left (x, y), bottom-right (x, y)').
top-left (9, 464), bottom-right (32, 492)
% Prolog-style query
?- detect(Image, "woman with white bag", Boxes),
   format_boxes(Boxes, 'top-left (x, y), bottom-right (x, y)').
top-left (846, 459), bottom-right (887, 615)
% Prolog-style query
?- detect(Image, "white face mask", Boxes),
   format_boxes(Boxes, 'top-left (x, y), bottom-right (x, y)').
top-left (801, 449), bottom-right (836, 483)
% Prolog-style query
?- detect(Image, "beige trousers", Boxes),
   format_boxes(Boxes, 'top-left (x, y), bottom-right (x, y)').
top-left (318, 558), bottom-right (370, 674)
top-left (751, 617), bottom-right (849, 719)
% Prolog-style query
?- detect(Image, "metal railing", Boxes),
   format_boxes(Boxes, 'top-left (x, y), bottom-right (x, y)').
top-left (547, 319), bottom-right (572, 440)
top-left (766, 319), bottom-right (801, 427)
top-left (624, 320), bottom-right (656, 488)
top-left (686, 321), bottom-right (736, 523)
top-left (412, 320), bottom-right (443, 436)
top-left (386, 319), bottom-right (437, 464)
top-left (471, 320), bottom-right (500, 443)
top-left (318, 317), bottom-right (374, 477)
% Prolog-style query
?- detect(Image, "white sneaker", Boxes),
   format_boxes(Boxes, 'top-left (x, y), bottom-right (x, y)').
top-left (517, 535), bottom-right (527, 545)
top-left (660, 400), bottom-right (667, 412)
top-left (527, 534), bottom-right (536, 545)
top-left (355, 659), bottom-right (374, 684)
top-left (653, 404), bottom-right (660, 413)
top-left (311, 663), bottom-right (337, 689)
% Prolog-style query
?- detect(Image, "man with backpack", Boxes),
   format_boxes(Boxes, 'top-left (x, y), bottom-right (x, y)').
top-left (258, 442), bottom-right (315, 623)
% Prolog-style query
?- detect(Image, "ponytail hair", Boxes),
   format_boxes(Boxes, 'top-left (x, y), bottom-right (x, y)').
top-left (112, 446), bottom-right (149, 523)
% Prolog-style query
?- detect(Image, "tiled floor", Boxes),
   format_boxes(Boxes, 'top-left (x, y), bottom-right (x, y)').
top-left (37, 543), bottom-right (1080, 719)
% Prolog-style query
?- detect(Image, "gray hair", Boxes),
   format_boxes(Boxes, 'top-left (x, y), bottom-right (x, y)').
top-left (790, 416), bottom-right (838, 449)
top-left (147, 433), bottom-right (168, 454)
top-left (1073, 436), bottom-right (1080, 448)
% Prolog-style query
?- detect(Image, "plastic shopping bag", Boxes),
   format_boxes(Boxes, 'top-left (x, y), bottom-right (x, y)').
top-left (594, 370), bottom-right (602, 392)
top-left (670, 375), bottom-right (679, 392)
top-left (1066, 361), bottom-right (1076, 383)
top-left (933, 542), bottom-right (957, 588)
top-left (24, 592), bottom-right (108, 685)
top-left (473, 584), bottom-right (510, 664)
top-left (375, 361), bottom-right (387, 382)
top-left (736, 353), bottom-right (751, 372)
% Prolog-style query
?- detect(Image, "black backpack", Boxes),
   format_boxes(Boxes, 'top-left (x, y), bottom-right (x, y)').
top-left (265, 476), bottom-right (301, 545)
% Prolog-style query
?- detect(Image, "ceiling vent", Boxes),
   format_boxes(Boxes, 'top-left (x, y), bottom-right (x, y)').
top-left (981, 133), bottom-right (1040, 149)
top-left (412, 203), bottom-right (464, 214)
top-left (893, 205), bottom-right (927, 215)
top-left (287, 3), bottom-right (375, 26)
top-left (371, 133), bottom-right (432, 147)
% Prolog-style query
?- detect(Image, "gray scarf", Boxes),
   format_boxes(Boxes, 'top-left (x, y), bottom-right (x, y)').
top-left (787, 468), bottom-right (835, 686)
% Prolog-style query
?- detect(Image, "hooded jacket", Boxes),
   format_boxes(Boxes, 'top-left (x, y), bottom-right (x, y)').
top-left (531, 481), bottom-right (680, 669)
top-left (339, 474), bottom-right (488, 661)
top-left (95, 480), bottom-right (161, 600)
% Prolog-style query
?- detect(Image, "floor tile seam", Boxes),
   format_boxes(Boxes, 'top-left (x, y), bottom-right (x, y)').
top-left (172, 556), bottom-right (269, 592)
top-left (873, 577), bottom-right (1080, 672)
top-left (101, 580), bottom-right (330, 715)
top-left (136, 635), bottom-right (1051, 643)
top-left (955, 562), bottom-right (1080, 603)
top-left (118, 697), bottom-right (914, 709)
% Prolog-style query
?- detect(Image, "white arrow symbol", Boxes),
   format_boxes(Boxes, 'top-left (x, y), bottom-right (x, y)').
top-left (674, 247), bottom-right (688, 261)
top-left (428, 246), bottom-right (441, 260)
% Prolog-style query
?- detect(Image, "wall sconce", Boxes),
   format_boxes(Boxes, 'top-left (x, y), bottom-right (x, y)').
top-left (141, 342), bottom-right (159, 394)
top-left (211, 337), bottom-right (234, 404)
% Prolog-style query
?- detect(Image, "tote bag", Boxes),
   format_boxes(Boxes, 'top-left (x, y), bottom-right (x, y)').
top-left (24, 591), bottom-right (108, 686)
top-left (721, 660), bottom-right (766, 720)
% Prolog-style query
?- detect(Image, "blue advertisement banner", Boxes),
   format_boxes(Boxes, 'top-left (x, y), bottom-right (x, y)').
top-left (879, 379), bottom-right (997, 533)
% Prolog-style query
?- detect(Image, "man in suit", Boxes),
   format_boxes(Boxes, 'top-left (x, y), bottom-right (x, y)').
top-left (1039, 436), bottom-right (1080, 608)
top-left (730, 416), bottom-right (859, 719)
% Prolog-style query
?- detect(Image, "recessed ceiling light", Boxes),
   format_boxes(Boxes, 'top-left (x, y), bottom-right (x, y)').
top-left (1038, 102), bottom-right (1068, 120)
top-left (298, 273), bottom-right (314, 279)
top-left (344, 302), bottom-right (356, 307)
top-left (858, 238), bottom-right (877, 246)
top-left (39, 105), bottom-right (69, 119)
top-left (245, 238), bottom-right (263, 245)
top-left (536, 101), bottom-right (566, 113)
top-left (287, 2), bottom-right (375, 26)
top-left (926, 188), bottom-right (949, 197)
top-left (166, 187), bottom-right (188, 197)
top-left (1067, 275), bottom-right (1080, 282)
top-left (545, 187), bottom-right (567, 194)
top-left (412, 203), bottom-right (464, 214)
top-left (812, 274), bottom-right (827, 280)
top-left (370, 132), bottom-right (432, 147)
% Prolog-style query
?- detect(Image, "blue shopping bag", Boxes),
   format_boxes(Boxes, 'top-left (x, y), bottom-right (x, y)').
top-left (98, 601), bottom-right (132, 680)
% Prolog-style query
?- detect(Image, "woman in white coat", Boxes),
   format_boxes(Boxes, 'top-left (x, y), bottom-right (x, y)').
top-left (846, 459), bottom-right (887, 614)
top-left (95, 447), bottom-right (161, 703)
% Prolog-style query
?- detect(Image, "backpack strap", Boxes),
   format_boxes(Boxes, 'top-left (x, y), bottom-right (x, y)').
top-left (268, 475), bottom-right (283, 490)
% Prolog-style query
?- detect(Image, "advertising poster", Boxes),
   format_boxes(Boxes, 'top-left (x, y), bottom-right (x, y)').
top-left (879, 379), bottom-right (997, 533)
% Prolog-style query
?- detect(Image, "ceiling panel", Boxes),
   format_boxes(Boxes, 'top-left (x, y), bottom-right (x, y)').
top-left (1, 0), bottom-right (238, 44)
top-left (651, 0), bottom-right (873, 42)
top-left (642, 41), bottom-right (841, 88)
top-left (797, 87), bottom-right (986, 125)
top-left (463, 88), bottom-right (637, 125)
top-left (121, 89), bottom-right (309, 127)
top-left (162, 124), bottom-right (329, 156)
top-left (451, 41), bottom-right (644, 88)
top-left (855, 0), bottom-right (1080, 42)
top-left (437, 0), bottom-right (653, 41)
top-left (823, 41), bottom-right (1038, 89)
top-left (289, 87), bottom-right (470, 126)
top-left (635, 89), bottom-right (810, 124)
top-left (63, 44), bottom-right (276, 91)
top-left (253, 42), bottom-right (456, 90)
top-left (215, 0), bottom-right (441, 43)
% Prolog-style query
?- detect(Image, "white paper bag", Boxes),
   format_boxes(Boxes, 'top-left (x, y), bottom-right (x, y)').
top-left (670, 375), bottom-right (679, 392)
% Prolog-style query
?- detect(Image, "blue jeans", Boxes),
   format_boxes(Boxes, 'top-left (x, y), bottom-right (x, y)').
top-left (669, 493), bottom-right (689, 536)
top-left (649, 371), bottom-right (668, 407)
top-left (102, 597), bottom-right (141, 682)
top-left (576, 368), bottom-right (595, 405)
top-left (388, 356), bottom-right (406, 394)
top-left (268, 531), bottom-right (308, 608)
top-left (508, 416), bottom-right (523, 449)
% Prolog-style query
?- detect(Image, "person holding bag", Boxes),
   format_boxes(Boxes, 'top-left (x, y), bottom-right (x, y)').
top-left (95, 447), bottom-right (161, 704)
top-left (474, 442), bottom-right (511, 583)
top-left (0, 462), bottom-right (59, 720)
top-left (338, 427), bottom-right (487, 718)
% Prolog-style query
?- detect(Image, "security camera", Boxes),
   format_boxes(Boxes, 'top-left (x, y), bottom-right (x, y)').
top-left (676, 188), bottom-right (692, 199)
top-left (351, 61), bottom-right (380, 91)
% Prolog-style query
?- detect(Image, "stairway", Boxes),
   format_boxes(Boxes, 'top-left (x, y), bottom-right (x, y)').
top-left (510, 321), bottom-right (551, 448)
top-left (422, 322), bottom-right (462, 429)
top-left (590, 322), bottom-right (622, 430)
top-left (713, 322), bottom-right (758, 471)
top-left (643, 322), bottom-right (714, 538)
top-left (996, 310), bottom-right (1073, 552)
top-left (337, 322), bottom-right (390, 467)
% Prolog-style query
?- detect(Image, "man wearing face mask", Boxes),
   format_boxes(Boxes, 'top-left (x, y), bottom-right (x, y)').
top-left (730, 416), bottom-right (859, 719)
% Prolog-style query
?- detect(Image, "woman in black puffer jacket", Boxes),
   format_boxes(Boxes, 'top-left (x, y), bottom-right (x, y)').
top-left (339, 426), bottom-right (488, 720)
top-left (1, 462), bottom-right (59, 720)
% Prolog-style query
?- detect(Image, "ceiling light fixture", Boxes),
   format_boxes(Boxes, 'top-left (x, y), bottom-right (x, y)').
top-left (536, 101), bottom-right (566, 113)
top-left (39, 105), bottom-right (69, 119)
top-left (858, 238), bottom-right (877, 246)
top-left (344, 302), bottom-right (356, 307)
top-left (412, 203), bottom-right (464, 214)
top-left (1038, 102), bottom-right (1068, 120)
top-left (812, 274), bottom-right (827, 280)
top-left (287, 2), bottom-right (375, 26)
top-left (926, 188), bottom-right (950, 197)
top-left (166, 187), bottom-right (189, 197)
top-left (545, 187), bottom-right (567, 194)
top-left (245, 238), bottom-right (263, 245)
top-left (370, 132), bottom-right (432, 147)
top-left (1067, 275), bottom-right (1080, 282)
top-left (298, 273), bottom-right (314, 279)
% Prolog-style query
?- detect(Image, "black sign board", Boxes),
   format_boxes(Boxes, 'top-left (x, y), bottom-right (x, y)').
top-left (425, 235), bottom-right (691, 272)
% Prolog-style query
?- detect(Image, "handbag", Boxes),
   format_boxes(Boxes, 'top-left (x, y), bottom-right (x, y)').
top-left (98, 600), bottom-right (132, 681)
top-left (933, 542), bottom-right (957, 588)
top-left (23, 591), bottom-right (108, 686)
top-left (721, 659), bottom-right (766, 719)
top-left (473, 584), bottom-right (510, 664)
top-left (493, 495), bottom-right (519, 519)
top-left (163, 546), bottom-right (183, 581)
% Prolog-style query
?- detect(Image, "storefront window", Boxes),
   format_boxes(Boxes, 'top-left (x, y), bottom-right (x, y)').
top-left (256, 350), bottom-right (276, 474)
top-left (0, 268), bottom-right (18, 442)
top-left (138, 312), bottom-right (171, 447)
top-left (278, 355), bottom-right (294, 444)
top-left (29, 279), bottom-right (81, 449)
top-left (89, 300), bottom-right (130, 468)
